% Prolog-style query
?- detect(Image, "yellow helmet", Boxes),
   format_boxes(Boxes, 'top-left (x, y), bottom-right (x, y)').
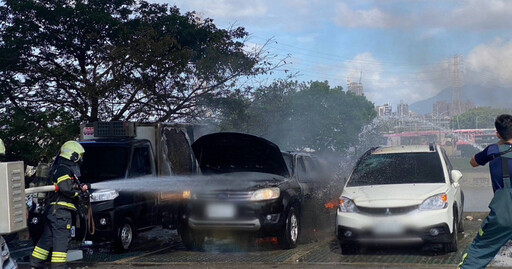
top-left (0, 138), bottom-right (5, 155)
top-left (60, 141), bottom-right (85, 162)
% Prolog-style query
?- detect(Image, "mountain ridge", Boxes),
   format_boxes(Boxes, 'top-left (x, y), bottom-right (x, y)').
top-left (409, 84), bottom-right (512, 115)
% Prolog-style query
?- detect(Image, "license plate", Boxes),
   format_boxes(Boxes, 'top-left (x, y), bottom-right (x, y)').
top-left (373, 221), bottom-right (404, 235)
top-left (206, 203), bottom-right (236, 218)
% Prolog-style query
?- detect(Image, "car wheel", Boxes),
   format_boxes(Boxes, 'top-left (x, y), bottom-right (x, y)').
top-left (180, 226), bottom-right (205, 251)
top-left (456, 206), bottom-right (465, 233)
top-left (114, 217), bottom-right (135, 252)
top-left (340, 242), bottom-right (360, 255)
top-left (278, 206), bottom-right (300, 249)
top-left (443, 216), bottom-right (458, 253)
top-left (457, 213), bottom-right (464, 233)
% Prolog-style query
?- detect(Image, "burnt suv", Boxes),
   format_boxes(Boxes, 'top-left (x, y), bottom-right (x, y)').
top-left (179, 132), bottom-right (303, 250)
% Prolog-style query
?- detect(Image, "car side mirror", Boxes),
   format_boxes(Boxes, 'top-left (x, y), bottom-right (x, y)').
top-left (451, 170), bottom-right (463, 184)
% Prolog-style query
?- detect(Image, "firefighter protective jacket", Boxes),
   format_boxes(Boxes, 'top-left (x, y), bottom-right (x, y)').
top-left (46, 157), bottom-right (81, 211)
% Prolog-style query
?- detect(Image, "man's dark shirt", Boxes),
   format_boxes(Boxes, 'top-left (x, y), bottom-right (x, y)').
top-left (474, 144), bottom-right (512, 193)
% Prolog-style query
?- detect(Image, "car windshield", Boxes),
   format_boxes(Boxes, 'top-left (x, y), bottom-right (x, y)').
top-left (347, 152), bottom-right (445, 187)
top-left (80, 144), bottom-right (130, 183)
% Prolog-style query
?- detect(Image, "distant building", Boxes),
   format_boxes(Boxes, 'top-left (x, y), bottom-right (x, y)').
top-left (460, 100), bottom-right (476, 115)
top-left (433, 101), bottom-right (450, 118)
top-left (377, 103), bottom-right (392, 117)
top-left (397, 100), bottom-right (409, 117)
top-left (348, 82), bottom-right (364, 96)
top-left (433, 99), bottom-right (475, 117)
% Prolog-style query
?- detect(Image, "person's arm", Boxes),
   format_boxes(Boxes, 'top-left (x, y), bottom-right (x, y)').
top-left (54, 169), bottom-right (80, 199)
top-left (471, 145), bottom-right (492, 168)
top-left (470, 156), bottom-right (480, 167)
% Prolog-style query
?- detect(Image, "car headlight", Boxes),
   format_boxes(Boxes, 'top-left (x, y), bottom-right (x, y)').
top-left (420, 193), bottom-right (448, 210)
top-left (182, 190), bottom-right (191, 199)
top-left (90, 189), bottom-right (119, 202)
top-left (339, 197), bottom-right (358, 213)
top-left (250, 188), bottom-right (280, 201)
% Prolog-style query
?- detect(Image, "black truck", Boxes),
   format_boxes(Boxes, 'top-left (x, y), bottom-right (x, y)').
top-left (29, 122), bottom-right (207, 251)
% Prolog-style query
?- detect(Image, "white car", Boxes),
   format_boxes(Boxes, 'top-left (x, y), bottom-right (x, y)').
top-left (335, 144), bottom-right (464, 254)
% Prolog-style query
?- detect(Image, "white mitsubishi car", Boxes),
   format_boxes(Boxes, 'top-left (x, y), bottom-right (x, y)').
top-left (336, 144), bottom-right (464, 254)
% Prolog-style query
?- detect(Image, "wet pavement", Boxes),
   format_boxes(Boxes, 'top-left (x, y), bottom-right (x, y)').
top-left (12, 212), bottom-right (512, 269)
top-left (8, 167), bottom-right (503, 268)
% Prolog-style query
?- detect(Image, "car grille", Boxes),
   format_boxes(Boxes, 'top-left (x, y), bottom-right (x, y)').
top-left (357, 205), bottom-right (418, 216)
top-left (195, 191), bottom-right (253, 201)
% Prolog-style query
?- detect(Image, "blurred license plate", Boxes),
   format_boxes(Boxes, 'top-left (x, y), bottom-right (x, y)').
top-left (373, 221), bottom-right (404, 235)
top-left (206, 203), bottom-right (236, 218)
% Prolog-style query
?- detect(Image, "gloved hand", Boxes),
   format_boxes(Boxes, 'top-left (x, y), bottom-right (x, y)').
top-left (80, 183), bottom-right (88, 192)
top-left (78, 191), bottom-right (90, 205)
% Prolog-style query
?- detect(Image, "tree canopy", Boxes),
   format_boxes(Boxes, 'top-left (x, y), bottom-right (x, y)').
top-left (451, 107), bottom-right (512, 129)
top-left (0, 0), bottom-right (272, 162)
top-left (212, 80), bottom-right (377, 152)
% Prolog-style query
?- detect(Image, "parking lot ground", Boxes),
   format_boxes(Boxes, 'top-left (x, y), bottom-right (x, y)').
top-left (15, 212), bottom-right (512, 269)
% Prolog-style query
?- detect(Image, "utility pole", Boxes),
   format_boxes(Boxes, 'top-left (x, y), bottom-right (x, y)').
top-left (451, 55), bottom-right (463, 116)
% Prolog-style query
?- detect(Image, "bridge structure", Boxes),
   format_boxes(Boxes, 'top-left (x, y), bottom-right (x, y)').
top-left (383, 129), bottom-right (495, 156)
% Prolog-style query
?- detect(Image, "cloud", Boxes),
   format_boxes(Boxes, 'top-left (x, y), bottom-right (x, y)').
top-left (331, 0), bottom-right (512, 32)
top-left (466, 39), bottom-right (512, 85)
top-left (340, 53), bottom-right (449, 106)
top-left (333, 3), bottom-right (396, 29)
top-left (450, 0), bottom-right (512, 30)
top-left (296, 33), bottom-right (320, 44)
top-left (170, 0), bottom-right (268, 20)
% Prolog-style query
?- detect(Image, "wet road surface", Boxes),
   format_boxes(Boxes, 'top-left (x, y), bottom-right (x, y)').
top-left (12, 211), bottom-right (512, 269)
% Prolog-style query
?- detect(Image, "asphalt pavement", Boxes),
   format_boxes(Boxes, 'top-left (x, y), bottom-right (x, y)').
top-left (13, 211), bottom-right (512, 269)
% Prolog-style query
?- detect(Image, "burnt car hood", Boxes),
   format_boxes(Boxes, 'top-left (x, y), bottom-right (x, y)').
top-left (192, 132), bottom-right (290, 177)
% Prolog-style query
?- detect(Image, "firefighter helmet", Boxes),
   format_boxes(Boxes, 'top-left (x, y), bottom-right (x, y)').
top-left (0, 138), bottom-right (5, 155)
top-left (60, 141), bottom-right (85, 162)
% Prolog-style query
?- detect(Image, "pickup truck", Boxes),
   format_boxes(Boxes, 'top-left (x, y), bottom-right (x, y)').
top-left (29, 122), bottom-right (208, 251)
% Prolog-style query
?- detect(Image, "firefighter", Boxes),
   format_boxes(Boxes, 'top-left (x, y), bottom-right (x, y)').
top-left (459, 114), bottom-right (512, 269)
top-left (30, 140), bottom-right (87, 269)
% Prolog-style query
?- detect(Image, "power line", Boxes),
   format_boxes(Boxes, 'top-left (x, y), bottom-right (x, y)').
top-left (251, 35), bottom-right (450, 67)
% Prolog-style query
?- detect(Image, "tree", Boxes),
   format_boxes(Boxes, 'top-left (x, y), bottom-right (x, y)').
top-left (214, 80), bottom-right (377, 152)
top-left (0, 108), bottom-right (77, 164)
top-left (451, 107), bottom-right (512, 129)
top-left (0, 0), bottom-right (276, 162)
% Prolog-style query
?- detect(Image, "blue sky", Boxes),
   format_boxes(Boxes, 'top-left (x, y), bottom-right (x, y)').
top-left (148, 0), bottom-right (512, 108)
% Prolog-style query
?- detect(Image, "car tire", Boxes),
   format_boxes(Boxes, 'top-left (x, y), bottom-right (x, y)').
top-left (278, 206), bottom-right (300, 249)
top-left (457, 212), bottom-right (464, 233)
top-left (114, 217), bottom-right (135, 252)
top-left (180, 226), bottom-right (205, 251)
top-left (443, 216), bottom-right (458, 253)
top-left (340, 242), bottom-right (360, 255)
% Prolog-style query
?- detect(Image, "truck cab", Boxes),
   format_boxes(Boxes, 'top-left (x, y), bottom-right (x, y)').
top-left (79, 138), bottom-right (158, 251)
top-left (29, 121), bottom-right (204, 252)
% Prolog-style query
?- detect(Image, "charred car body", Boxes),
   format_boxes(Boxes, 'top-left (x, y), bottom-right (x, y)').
top-left (179, 133), bottom-right (304, 250)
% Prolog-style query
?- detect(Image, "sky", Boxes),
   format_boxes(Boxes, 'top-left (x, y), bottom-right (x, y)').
top-left (148, 0), bottom-right (512, 108)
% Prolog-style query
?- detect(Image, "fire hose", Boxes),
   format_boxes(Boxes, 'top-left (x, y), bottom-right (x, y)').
top-left (87, 200), bottom-right (95, 235)
top-left (25, 185), bottom-right (95, 235)
top-left (25, 185), bottom-right (56, 194)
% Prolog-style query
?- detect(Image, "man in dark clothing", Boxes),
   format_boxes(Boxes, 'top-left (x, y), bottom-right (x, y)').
top-left (30, 141), bottom-right (87, 269)
top-left (459, 114), bottom-right (512, 269)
